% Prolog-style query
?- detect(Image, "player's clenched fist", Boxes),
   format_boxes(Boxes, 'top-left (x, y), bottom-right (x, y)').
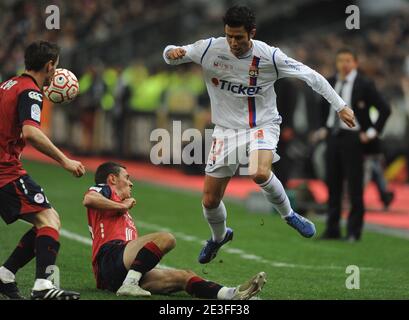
top-left (338, 106), bottom-right (356, 128)
top-left (166, 48), bottom-right (186, 60)
top-left (122, 197), bottom-right (136, 210)
top-left (63, 159), bottom-right (86, 177)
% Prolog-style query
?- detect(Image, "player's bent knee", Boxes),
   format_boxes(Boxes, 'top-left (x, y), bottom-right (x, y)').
top-left (166, 233), bottom-right (176, 250)
top-left (49, 209), bottom-right (61, 231)
top-left (157, 232), bottom-right (176, 252)
top-left (35, 209), bottom-right (61, 231)
top-left (251, 170), bottom-right (271, 184)
top-left (202, 194), bottom-right (221, 209)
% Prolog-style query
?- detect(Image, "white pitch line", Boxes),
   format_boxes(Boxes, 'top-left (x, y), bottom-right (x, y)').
top-left (60, 229), bottom-right (92, 246)
top-left (20, 219), bottom-right (377, 272)
top-left (136, 221), bottom-right (378, 271)
top-left (58, 228), bottom-right (172, 269)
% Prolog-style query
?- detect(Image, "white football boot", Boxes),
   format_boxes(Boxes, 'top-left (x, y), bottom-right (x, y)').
top-left (116, 279), bottom-right (151, 297)
top-left (232, 271), bottom-right (267, 300)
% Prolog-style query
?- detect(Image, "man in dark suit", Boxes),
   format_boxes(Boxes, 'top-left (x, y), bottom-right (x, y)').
top-left (318, 48), bottom-right (391, 241)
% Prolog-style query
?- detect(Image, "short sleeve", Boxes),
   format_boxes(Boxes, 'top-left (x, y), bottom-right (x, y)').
top-left (18, 89), bottom-right (44, 127)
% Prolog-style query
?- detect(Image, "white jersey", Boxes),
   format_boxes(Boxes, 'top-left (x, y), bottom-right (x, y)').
top-left (163, 37), bottom-right (346, 129)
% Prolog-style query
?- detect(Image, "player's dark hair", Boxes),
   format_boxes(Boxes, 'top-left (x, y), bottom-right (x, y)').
top-left (24, 40), bottom-right (60, 71)
top-left (223, 5), bottom-right (256, 33)
top-left (336, 47), bottom-right (358, 60)
top-left (95, 162), bottom-right (126, 184)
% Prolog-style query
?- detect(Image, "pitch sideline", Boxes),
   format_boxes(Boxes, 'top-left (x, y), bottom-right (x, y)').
top-left (55, 221), bottom-right (377, 272)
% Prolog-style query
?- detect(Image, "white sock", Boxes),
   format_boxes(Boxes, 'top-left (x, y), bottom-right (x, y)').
top-left (202, 201), bottom-right (227, 242)
top-left (33, 279), bottom-right (54, 291)
top-left (258, 172), bottom-right (292, 218)
top-left (123, 270), bottom-right (142, 285)
top-left (217, 286), bottom-right (237, 300)
top-left (0, 266), bottom-right (15, 283)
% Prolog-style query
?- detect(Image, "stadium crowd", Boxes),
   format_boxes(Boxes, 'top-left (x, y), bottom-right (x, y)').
top-left (1, 0), bottom-right (409, 183)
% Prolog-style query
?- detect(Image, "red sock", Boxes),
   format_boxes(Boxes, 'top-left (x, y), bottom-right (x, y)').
top-left (35, 227), bottom-right (60, 279)
top-left (130, 241), bottom-right (163, 274)
top-left (186, 276), bottom-right (222, 299)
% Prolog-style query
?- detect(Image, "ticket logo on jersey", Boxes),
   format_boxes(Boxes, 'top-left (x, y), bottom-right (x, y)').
top-left (211, 78), bottom-right (262, 96)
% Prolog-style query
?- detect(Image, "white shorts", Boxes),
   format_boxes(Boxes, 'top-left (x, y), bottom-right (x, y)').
top-left (205, 125), bottom-right (281, 178)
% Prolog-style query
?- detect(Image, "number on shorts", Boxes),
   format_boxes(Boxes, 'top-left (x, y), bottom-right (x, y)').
top-left (210, 139), bottom-right (224, 161)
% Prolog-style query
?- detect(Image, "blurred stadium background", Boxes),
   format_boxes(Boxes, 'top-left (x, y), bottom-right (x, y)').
top-left (1, 0), bottom-right (409, 171)
top-left (1, 0), bottom-right (409, 299)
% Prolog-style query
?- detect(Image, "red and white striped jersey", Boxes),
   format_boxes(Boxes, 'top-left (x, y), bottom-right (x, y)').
top-left (85, 184), bottom-right (138, 265)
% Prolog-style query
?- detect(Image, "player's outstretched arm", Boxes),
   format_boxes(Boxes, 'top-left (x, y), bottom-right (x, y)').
top-left (163, 38), bottom-right (213, 66)
top-left (163, 45), bottom-right (192, 65)
top-left (22, 125), bottom-right (85, 177)
top-left (273, 48), bottom-right (356, 128)
top-left (165, 47), bottom-right (187, 60)
top-left (83, 191), bottom-right (136, 212)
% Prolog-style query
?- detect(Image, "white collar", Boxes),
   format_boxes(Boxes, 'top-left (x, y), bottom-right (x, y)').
top-left (337, 69), bottom-right (358, 83)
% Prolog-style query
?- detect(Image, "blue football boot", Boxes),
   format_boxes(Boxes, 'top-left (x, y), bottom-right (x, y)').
top-left (285, 211), bottom-right (316, 238)
top-left (198, 228), bottom-right (234, 264)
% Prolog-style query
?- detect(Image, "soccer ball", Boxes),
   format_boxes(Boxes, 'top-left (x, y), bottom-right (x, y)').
top-left (43, 68), bottom-right (79, 103)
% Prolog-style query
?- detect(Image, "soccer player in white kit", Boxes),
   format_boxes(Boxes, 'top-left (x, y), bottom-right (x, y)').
top-left (163, 5), bottom-right (356, 264)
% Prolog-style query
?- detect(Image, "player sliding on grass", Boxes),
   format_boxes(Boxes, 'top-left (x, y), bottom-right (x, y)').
top-left (163, 5), bottom-right (356, 263)
top-left (0, 41), bottom-right (86, 300)
top-left (83, 162), bottom-right (266, 299)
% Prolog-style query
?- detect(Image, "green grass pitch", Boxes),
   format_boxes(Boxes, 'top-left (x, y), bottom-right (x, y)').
top-left (1, 160), bottom-right (408, 300)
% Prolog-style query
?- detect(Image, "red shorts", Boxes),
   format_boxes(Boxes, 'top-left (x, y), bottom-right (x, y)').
top-left (0, 175), bottom-right (51, 224)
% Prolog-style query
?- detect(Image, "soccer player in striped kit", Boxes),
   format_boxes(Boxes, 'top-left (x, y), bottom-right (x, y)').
top-left (0, 41), bottom-right (85, 300)
top-left (84, 162), bottom-right (266, 299)
top-left (163, 5), bottom-right (356, 263)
